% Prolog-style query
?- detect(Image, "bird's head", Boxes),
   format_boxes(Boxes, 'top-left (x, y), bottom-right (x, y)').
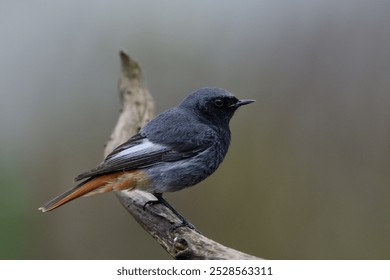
top-left (179, 87), bottom-right (255, 127)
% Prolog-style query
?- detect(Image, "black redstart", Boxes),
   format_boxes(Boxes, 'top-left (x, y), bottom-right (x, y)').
top-left (39, 87), bottom-right (254, 226)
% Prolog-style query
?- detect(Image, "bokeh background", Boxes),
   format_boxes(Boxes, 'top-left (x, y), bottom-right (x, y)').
top-left (1, 0), bottom-right (389, 259)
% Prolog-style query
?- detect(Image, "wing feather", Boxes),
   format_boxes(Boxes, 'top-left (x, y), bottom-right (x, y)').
top-left (74, 133), bottom-right (206, 181)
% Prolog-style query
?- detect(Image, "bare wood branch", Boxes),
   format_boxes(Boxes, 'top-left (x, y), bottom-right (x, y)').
top-left (104, 50), bottom-right (261, 259)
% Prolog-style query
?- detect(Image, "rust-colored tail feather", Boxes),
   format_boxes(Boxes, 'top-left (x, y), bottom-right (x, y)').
top-left (38, 171), bottom-right (139, 212)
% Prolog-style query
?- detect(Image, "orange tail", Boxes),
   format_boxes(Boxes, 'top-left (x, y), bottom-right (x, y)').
top-left (39, 170), bottom-right (147, 212)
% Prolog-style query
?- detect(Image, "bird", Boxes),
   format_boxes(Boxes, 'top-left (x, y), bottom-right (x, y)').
top-left (39, 87), bottom-right (254, 227)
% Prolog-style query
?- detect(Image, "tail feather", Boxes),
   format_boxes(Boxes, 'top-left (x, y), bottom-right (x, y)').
top-left (38, 171), bottom-right (136, 212)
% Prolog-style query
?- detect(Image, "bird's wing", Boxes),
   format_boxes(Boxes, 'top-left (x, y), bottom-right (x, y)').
top-left (74, 133), bottom-right (206, 181)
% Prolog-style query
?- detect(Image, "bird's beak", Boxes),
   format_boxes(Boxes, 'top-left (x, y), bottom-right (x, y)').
top-left (233, 99), bottom-right (256, 108)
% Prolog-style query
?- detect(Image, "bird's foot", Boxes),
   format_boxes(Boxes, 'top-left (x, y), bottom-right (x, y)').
top-left (143, 193), bottom-right (200, 233)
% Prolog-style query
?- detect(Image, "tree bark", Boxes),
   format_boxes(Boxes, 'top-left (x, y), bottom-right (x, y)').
top-left (104, 50), bottom-right (261, 260)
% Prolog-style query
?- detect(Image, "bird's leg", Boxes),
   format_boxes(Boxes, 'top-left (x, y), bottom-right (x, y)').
top-left (143, 192), bottom-right (198, 232)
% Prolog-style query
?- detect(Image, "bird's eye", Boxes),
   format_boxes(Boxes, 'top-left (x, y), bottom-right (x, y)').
top-left (214, 99), bottom-right (224, 107)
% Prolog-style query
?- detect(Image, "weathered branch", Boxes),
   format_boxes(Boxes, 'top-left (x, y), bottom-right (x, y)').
top-left (104, 51), bottom-right (261, 259)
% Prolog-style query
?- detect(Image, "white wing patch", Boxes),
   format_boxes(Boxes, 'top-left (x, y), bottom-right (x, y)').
top-left (109, 139), bottom-right (167, 160)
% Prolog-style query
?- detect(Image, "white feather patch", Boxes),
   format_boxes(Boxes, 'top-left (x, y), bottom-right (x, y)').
top-left (110, 139), bottom-right (167, 160)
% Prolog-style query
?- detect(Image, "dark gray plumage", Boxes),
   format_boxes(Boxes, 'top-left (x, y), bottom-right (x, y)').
top-left (39, 87), bottom-right (254, 213)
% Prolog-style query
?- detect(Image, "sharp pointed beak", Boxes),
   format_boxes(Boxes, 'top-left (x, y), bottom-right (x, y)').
top-left (233, 99), bottom-right (256, 108)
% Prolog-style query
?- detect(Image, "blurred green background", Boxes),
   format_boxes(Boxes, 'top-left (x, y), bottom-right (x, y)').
top-left (1, 0), bottom-right (389, 259)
